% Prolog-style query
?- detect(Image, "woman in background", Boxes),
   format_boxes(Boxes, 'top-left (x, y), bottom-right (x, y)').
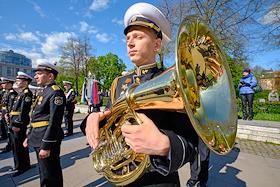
top-left (238, 68), bottom-right (257, 120)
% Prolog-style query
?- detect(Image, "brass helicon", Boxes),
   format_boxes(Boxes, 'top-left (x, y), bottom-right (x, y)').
top-left (91, 16), bottom-right (237, 186)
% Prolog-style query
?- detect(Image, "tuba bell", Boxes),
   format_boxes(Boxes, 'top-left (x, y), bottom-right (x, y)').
top-left (91, 16), bottom-right (238, 186)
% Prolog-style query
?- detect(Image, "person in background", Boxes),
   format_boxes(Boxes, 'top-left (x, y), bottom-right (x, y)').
top-left (63, 80), bottom-right (76, 136)
top-left (0, 81), bottom-right (7, 140)
top-left (268, 89), bottom-right (279, 102)
top-left (0, 77), bottom-right (17, 154)
top-left (9, 72), bottom-right (33, 177)
top-left (23, 61), bottom-right (65, 186)
top-left (80, 2), bottom-right (198, 186)
top-left (238, 68), bottom-right (257, 120)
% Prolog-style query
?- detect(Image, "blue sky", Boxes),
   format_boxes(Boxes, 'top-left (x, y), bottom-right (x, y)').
top-left (0, 0), bottom-right (279, 71)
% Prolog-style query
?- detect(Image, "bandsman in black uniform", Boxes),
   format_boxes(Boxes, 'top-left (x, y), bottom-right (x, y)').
top-left (81, 3), bottom-right (198, 187)
top-left (9, 72), bottom-right (33, 176)
top-left (0, 81), bottom-right (7, 140)
top-left (187, 138), bottom-right (210, 187)
top-left (63, 81), bottom-right (76, 137)
top-left (23, 61), bottom-right (65, 187)
top-left (0, 77), bottom-right (17, 154)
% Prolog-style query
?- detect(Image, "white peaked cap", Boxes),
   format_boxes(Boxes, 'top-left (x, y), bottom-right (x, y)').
top-left (63, 81), bottom-right (73, 85)
top-left (124, 2), bottom-right (171, 46)
top-left (34, 60), bottom-right (59, 74)
top-left (17, 71), bottom-right (33, 81)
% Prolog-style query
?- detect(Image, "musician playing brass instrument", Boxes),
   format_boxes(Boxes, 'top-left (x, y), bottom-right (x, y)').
top-left (81, 3), bottom-right (198, 186)
top-left (81, 1), bottom-right (238, 186)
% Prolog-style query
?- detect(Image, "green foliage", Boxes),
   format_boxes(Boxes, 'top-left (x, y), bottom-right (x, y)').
top-left (237, 98), bottom-right (280, 121)
top-left (102, 96), bottom-right (109, 107)
top-left (227, 56), bottom-right (243, 94)
top-left (254, 113), bottom-right (280, 121)
top-left (253, 90), bottom-right (270, 101)
top-left (87, 53), bottom-right (126, 91)
top-left (253, 102), bottom-right (280, 114)
top-left (56, 73), bottom-right (85, 94)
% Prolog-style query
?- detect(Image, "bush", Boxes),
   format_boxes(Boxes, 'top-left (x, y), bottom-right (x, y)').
top-left (253, 102), bottom-right (280, 114)
top-left (236, 98), bottom-right (280, 121)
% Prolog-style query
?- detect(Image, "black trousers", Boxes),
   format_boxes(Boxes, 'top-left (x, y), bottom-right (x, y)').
top-left (240, 94), bottom-right (254, 119)
top-left (190, 138), bottom-right (210, 183)
top-left (34, 143), bottom-right (63, 187)
top-left (10, 129), bottom-right (30, 170)
top-left (64, 107), bottom-right (74, 135)
top-left (126, 171), bottom-right (180, 187)
top-left (0, 119), bottom-right (8, 138)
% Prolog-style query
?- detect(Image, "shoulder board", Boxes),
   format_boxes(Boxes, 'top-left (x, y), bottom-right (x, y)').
top-left (24, 89), bottom-right (29, 93)
top-left (51, 85), bottom-right (60, 91)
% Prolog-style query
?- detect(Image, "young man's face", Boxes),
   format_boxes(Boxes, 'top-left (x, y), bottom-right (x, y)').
top-left (126, 26), bottom-right (161, 67)
top-left (64, 84), bottom-right (71, 91)
top-left (242, 71), bottom-right (249, 76)
top-left (34, 70), bottom-right (52, 86)
top-left (2, 82), bottom-right (13, 90)
top-left (16, 79), bottom-right (28, 89)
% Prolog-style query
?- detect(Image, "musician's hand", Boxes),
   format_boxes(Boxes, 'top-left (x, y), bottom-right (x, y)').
top-left (39, 149), bottom-right (50, 159)
top-left (4, 114), bottom-right (9, 123)
top-left (121, 113), bottom-right (170, 156)
top-left (23, 138), bottom-right (28, 147)
top-left (12, 127), bottom-right (20, 133)
top-left (86, 110), bottom-right (111, 149)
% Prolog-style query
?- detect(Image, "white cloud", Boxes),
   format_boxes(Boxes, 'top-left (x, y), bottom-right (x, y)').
top-left (27, 0), bottom-right (46, 18)
top-left (41, 32), bottom-right (75, 57)
top-left (89, 0), bottom-right (110, 11)
top-left (19, 32), bottom-right (40, 42)
top-left (96, 33), bottom-right (111, 43)
top-left (112, 18), bottom-right (123, 26)
top-left (4, 33), bottom-right (17, 40)
top-left (4, 32), bottom-right (40, 43)
top-left (79, 21), bottom-right (98, 34)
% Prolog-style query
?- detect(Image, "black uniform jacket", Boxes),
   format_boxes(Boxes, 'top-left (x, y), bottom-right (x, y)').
top-left (10, 87), bottom-right (33, 129)
top-left (28, 82), bottom-right (66, 150)
top-left (0, 89), bottom-right (5, 109)
top-left (81, 63), bottom-right (198, 179)
top-left (1, 89), bottom-right (18, 116)
top-left (65, 88), bottom-right (76, 112)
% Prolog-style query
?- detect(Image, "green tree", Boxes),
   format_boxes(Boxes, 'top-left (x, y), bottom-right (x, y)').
top-left (60, 37), bottom-right (91, 91)
top-left (87, 53), bottom-right (126, 91)
top-left (227, 56), bottom-right (243, 90)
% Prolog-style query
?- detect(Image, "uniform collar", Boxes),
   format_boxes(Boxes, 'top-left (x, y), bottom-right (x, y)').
top-left (44, 81), bottom-right (56, 88)
top-left (19, 86), bottom-right (28, 92)
top-left (135, 63), bottom-right (157, 76)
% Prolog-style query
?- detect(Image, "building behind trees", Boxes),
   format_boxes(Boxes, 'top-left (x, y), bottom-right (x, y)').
top-left (0, 50), bottom-right (32, 79)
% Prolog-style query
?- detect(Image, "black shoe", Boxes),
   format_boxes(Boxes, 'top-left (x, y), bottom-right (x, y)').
top-left (64, 133), bottom-right (73, 137)
top-left (0, 147), bottom-right (11, 154)
top-left (186, 179), bottom-right (199, 187)
top-left (12, 166), bottom-right (31, 177)
top-left (8, 168), bottom-right (17, 172)
top-left (248, 117), bottom-right (253, 120)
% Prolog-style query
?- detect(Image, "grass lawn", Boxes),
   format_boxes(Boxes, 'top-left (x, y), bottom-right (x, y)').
top-left (253, 113), bottom-right (280, 121)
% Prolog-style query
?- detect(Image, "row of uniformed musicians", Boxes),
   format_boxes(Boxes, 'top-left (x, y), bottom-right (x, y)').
top-left (0, 61), bottom-right (75, 186)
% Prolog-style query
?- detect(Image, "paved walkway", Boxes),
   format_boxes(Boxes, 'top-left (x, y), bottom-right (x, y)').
top-left (1, 114), bottom-right (280, 187)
